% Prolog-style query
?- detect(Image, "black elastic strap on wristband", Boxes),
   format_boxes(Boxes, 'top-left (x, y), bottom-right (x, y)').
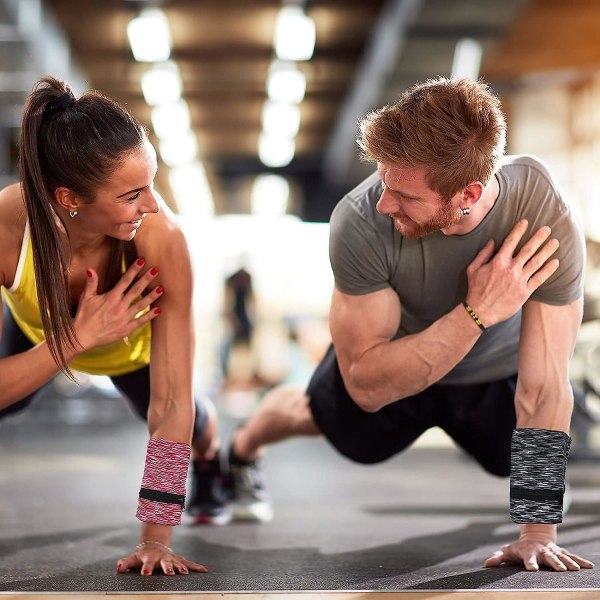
top-left (510, 486), bottom-right (564, 503)
top-left (139, 487), bottom-right (186, 510)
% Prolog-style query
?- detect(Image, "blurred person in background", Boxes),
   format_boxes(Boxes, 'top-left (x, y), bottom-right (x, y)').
top-left (220, 263), bottom-right (257, 387)
top-left (223, 77), bottom-right (593, 573)
top-left (0, 76), bottom-right (229, 576)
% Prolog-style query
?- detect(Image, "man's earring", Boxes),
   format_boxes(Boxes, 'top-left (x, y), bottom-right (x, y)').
top-left (461, 207), bottom-right (470, 216)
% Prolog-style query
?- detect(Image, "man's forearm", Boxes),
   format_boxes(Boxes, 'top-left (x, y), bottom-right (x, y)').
top-left (515, 384), bottom-right (573, 435)
top-left (346, 303), bottom-right (483, 411)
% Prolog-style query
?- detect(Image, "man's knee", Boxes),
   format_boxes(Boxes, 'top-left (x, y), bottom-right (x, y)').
top-left (261, 384), bottom-right (320, 435)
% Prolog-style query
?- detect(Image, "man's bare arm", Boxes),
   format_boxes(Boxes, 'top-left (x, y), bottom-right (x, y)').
top-left (330, 220), bottom-right (560, 412)
top-left (485, 298), bottom-right (594, 572)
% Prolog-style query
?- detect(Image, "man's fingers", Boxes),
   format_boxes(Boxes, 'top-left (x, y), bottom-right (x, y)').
top-left (483, 550), bottom-right (506, 567)
top-left (526, 258), bottom-right (560, 292)
top-left (524, 554), bottom-right (539, 571)
top-left (496, 219), bottom-right (529, 257)
top-left (557, 549), bottom-right (594, 569)
top-left (567, 553), bottom-right (595, 569)
top-left (540, 549), bottom-right (567, 572)
top-left (522, 237), bottom-right (559, 279)
top-left (468, 239), bottom-right (496, 271)
top-left (513, 225), bottom-right (552, 265)
top-left (556, 553), bottom-right (581, 571)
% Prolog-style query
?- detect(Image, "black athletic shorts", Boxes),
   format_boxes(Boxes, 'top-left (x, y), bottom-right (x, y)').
top-left (307, 344), bottom-right (517, 477)
top-left (0, 305), bottom-right (208, 437)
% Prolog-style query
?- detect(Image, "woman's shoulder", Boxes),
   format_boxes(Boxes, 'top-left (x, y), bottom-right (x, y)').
top-left (135, 194), bottom-right (189, 259)
top-left (0, 183), bottom-right (27, 288)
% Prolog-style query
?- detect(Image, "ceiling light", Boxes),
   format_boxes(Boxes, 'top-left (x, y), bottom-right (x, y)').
top-left (127, 8), bottom-right (172, 62)
top-left (251, 174), bottom-right (290, 216)
top-left (274, 5), bottom-right (315, 61)
top-left (141, 61), bottom-right (181, 106)
top-left (451, 38), bottom-right (482, 80)
top-left (151, 100), bottom-right (191, 139)
top-left (267, 61), bottom-right (306, 104)
top-left (169, 162), bottom-right (214, 218)
top-left (159, 131), bottom-right (197, 166)
top-left (258, 133), bottom-right (295, 168)
top-left (261, 101), bottom-right (301, 137)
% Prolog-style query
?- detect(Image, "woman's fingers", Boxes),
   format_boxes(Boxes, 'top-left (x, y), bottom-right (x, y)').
top-left (79, 267), bottom-right (99, 301)
top-left (111, 257), bottom-right (148, 295)
top-left (122, 266), bottom-right (161, 305)
top-left (116, 551), bottom-right (208, 576)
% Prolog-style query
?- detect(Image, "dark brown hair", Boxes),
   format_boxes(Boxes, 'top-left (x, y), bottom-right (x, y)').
top-left (19, 76), bottom-right (147, 377)
top-left (358, 77), bottom-right (506, 200)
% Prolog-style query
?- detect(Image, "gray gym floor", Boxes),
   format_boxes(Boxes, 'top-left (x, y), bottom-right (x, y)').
top-left (1, 385), bottom-right (600, 593)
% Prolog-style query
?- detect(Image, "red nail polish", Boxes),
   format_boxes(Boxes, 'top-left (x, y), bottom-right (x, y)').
top-left (150, 267), bottom-right (159, 276)
top-left (142, 569), bottom-right (150, 575)
top-left (154, 307), bottom-right (161, 315)
top-left (156, 286), bottom-right (164, 294)
top-left (137, 258), bottom-right (145, 266)
top-left (86, 269), bottom-right (92, 277)
top-left (166, 568), bottom-right (173, 574)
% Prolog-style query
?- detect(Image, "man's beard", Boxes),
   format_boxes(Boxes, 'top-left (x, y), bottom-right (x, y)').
top-left (390, 204), bottom-right (463, 238)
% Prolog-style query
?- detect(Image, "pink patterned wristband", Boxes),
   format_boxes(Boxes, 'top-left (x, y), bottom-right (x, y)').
top-left (136, 437), bottom-right (191, 526)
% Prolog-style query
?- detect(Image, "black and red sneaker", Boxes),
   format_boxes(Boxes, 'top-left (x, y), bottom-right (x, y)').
top-left (186, 456), bottom-right (232, 525)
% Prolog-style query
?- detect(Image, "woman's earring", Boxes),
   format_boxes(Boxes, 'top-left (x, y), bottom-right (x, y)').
top-left (461, 207), bottom-right (470, 216)
top-left (69, 210), bottom-right (77, 218)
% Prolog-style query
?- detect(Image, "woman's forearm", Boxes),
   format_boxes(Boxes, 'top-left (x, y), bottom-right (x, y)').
top-left (0, 340), bottom-right (81, 409)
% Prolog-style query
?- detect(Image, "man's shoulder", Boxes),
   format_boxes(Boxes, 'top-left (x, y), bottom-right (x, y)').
top-left (331, 171), bottom-right (382, 224)
top-left (500, 154), bottom-right (557, 186)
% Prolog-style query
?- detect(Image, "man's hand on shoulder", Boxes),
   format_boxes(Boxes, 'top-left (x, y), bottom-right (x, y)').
top-left (466, 219), bottom-right (560, 328)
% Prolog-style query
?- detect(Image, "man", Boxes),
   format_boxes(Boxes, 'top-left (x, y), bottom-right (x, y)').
top-left (226, 77), bottom-right (593, 572)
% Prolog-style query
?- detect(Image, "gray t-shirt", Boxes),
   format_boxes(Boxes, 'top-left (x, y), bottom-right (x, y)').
top-left (329, 155), bottom-right (585, 385)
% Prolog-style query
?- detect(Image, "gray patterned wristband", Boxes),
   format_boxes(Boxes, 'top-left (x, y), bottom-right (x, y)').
top-left (510, 428), bottom-right (571, 524)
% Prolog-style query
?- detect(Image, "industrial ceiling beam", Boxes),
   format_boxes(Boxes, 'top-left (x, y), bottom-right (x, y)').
top-left (322, 0), bottom-right (423, 185)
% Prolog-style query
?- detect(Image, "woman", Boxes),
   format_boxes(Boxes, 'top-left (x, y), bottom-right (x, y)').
top-left (0, 76), bottom-right (226, 575)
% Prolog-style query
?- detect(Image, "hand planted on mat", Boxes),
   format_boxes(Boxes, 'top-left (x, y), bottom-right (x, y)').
top-left (72, 258), bottom-right (163, 351)
top-left (116, 546), bottom-right (208, 576)
top-left (465, 219), bottom-right (560, 328)
top-left (484, 534), bottom-right (594, 572)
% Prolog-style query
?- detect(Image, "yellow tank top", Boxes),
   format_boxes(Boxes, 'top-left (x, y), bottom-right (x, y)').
top-left (1, 222), bottom-right (151, 376)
